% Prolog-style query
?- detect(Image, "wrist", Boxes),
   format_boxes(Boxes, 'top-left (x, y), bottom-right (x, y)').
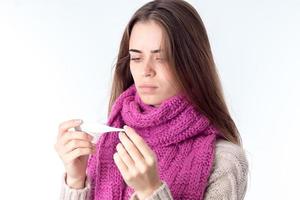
top-left (136, 181), bottom-right (163, 200)
top-left (66, 174), bottom-right (86, 189)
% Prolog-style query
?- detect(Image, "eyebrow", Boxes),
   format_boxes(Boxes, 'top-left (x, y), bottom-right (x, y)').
top-left (129, 49), bottom-right (162, 54)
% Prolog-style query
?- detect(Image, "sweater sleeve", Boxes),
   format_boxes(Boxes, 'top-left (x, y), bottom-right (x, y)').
top-left (203, 140), bottom-right (249, 200)
top-left (60, 173), bottom-right (90, 200)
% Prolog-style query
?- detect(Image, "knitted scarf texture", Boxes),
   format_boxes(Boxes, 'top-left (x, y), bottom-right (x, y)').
top-left (86, 84), bottom-right (218, 199)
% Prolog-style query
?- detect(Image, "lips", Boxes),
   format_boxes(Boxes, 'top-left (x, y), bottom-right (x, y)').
top-left (138, 84), bottom-right (158, 93)
top-left (139, 85), bottom-right (157, 88)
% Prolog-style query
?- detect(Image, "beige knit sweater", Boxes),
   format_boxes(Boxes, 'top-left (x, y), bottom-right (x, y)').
top-left (60, 139), bottom-right (249, 200)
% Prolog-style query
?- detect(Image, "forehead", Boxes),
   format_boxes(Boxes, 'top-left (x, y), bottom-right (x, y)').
top-left (129, 21), bottom-right (164, 52)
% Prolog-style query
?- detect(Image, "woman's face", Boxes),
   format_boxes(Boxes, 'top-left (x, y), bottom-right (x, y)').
top-left (129, 21), bottom-right (181, 107)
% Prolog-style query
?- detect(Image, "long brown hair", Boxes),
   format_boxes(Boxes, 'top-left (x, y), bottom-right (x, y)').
top-left (108, 0), bottom-right (242, 146)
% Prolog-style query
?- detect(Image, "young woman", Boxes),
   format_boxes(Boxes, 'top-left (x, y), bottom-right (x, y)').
top-left (55, 0), bottom-right (248, 199)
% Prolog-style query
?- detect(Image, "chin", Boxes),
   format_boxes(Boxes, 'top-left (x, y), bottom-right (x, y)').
top-left (140, 96), bottom-right (161, 107)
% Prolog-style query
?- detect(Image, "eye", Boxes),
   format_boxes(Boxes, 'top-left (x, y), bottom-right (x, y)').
top-left (130, 57), bottom-right (142, 62)
top-left (155, 57), bottom-right (165, 62)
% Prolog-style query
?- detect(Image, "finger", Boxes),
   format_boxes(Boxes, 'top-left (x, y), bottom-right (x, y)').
top-left (118, 132), bottom-right (145, 167)
top-left (113, 152), bottom-right (129, 179)
top-left (123, 126), bottom-right (154, 162)
top-left (64, 139), bottom-right (95, 154)
top-left (55, 139), bottom-right (94, 159)
top-left (63, 147), bottom-right (94, 164)
top-left (116, 142), bottom-right (135, 168)
top-left (58, 119), bottom-right (83, 139)
top-left (60, 131), bottom-right (93, 145)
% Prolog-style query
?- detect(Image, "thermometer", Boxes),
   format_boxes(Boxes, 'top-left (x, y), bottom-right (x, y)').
top-left (74, 121), bottom-right (125, 143)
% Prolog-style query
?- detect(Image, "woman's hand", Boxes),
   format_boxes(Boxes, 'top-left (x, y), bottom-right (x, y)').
top-left (54, 119), bottom-right (96, 189)
top-left (113, 125), bottom-right (163, 199)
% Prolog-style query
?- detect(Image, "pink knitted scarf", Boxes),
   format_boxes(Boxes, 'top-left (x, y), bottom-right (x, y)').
top-left (87, 84), bottom-right (218, 199)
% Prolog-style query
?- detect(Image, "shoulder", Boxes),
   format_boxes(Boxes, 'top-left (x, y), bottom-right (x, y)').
top-left (214, 139), bottom-right (249, 175)
top-left (204, 139), bottom-right (249, 200)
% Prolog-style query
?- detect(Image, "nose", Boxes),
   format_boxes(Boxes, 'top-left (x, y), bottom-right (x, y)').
top-left (142, 58), bottom-right (155, 77)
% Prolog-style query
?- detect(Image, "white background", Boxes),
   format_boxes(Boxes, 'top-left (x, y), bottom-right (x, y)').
top-left (0, 0), bottom-right (299, 199)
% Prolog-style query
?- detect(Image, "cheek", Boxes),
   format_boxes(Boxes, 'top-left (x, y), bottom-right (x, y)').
top-left (159, 67), bottom-right (174, 84)
top-left (160, 71), bottom-right (180, 93)
top-left (129, 65), bottom-right (138, 80)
